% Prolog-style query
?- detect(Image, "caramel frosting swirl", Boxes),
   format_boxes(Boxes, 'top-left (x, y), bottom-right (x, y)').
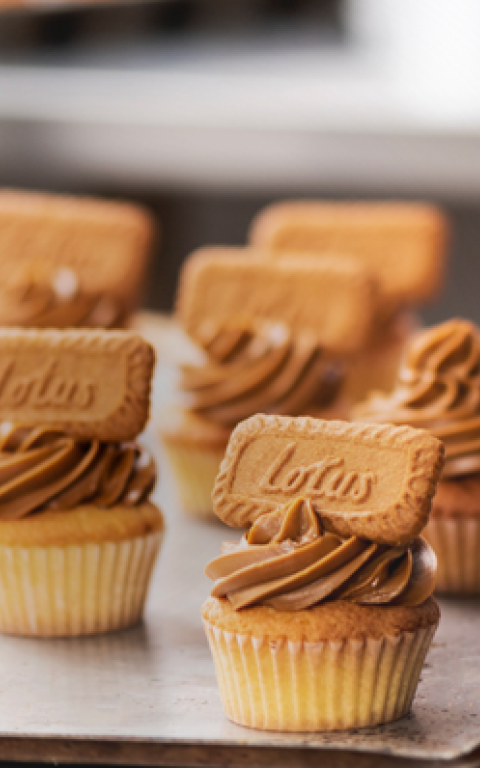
top-left (0, 425), bottom-right (156, 520)
top-left (0, 268), bottom-right (126, 329)
top-left (181, 324), bottom-right (343, 428)
top-left (205, 498), bottom-right (436, 611)
top-left (355, 319), bottom-right (480, 478)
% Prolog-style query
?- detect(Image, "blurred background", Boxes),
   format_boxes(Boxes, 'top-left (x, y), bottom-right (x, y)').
top-left (0, 0), bottom-right (479, 324)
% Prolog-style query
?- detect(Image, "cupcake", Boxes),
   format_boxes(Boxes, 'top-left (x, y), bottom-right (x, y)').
top-left (202, 414), bottom-right (443, 731)
top-left (0, 190), bottom-right (155, 328)
top-left (249, 200), bottom-right (449, 403)
top-left (0, 328), bottom-right (163, 636)
top-left (161, 324), bottom-right (344, 519)
top-left (355, 318), bottom-right (480, 594)
top-left (0, 267), bottom-right (128, 329)
top-left (160, 249), bottom-right (375, 519)
top-left (342, 308), bottom-right (418, 403)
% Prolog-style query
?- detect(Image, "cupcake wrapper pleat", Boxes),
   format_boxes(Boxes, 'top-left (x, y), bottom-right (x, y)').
top-left (203, 619), bottom-right (436, 731)
top-left (424, 517), bottom-right (480, 594)
top-left (163, 442), bottom-right (224, 519)
top-left (0, 531), bottom-right (162, 637)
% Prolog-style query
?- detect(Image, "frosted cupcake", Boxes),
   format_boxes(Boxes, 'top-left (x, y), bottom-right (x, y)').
top-left (0, 267), bottom-right (128, 329)
top-left (249, 200), bottom-right (449, 403)
top-left (355, 319), bottom-right (480, 594)
top-left (0, 190), bottom-right (154, 329)
top-left (161, 324), bottom-right (344, 519)
top-left (0, 328), bottom-right (163, 636)
top-left (160, 248), bottom-right (377, 520)
top-left (202, 415), bottom-right (443, 731)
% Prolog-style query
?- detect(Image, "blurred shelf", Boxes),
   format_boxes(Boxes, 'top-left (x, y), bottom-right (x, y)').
top-left (1, 36), bottom-right (480, 194)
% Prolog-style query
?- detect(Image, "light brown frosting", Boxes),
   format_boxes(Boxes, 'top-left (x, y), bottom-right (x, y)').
top-left (181, 324), bottom-right (343, 428)
top-left (0, 268), bottom-right (126, 329)
top-left (0, 425), bottom-right (156, 520)
top-left (355, 319), bottom-right (480, 479)
top-left (205, 498), bottom-right (436, 611)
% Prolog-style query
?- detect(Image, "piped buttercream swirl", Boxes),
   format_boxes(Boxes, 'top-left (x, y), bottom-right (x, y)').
top-left (0, 425), bottom-right (156, 520)
top-left (355, 319), bottom-right (480, 478)
top-left (181, 324), bottom-right (343, 428)
top-left (205, 498), bottom-right (436, 611)
top-left (0, 268), bottom-right (126, 329)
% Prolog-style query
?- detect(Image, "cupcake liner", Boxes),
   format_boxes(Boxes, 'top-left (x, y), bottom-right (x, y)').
top-left (0, 531), bottom-right (163, 637)
top-left (424, 517), bottom-right (480, 594)
top-left (203, 619), bottom-right (436, 731)
top-left (163, 442), bottom-right (225, 520)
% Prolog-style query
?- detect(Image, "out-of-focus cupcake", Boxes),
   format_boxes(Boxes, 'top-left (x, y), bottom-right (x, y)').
top-left (342, 309), bottom-right (419, 403)
top-left (161, 324), bottom-right (345, 519)
top-left (202, 415), bottom-right (443, 731)
top-left (249, 200), bottom-right (449, 402)
top-left (355, 319), bottom-right (480, 594)
top-left (160, 249), bottom-right (377, 520)
top-left (0, 267), bottom-right (127, 329)
top-left (0, 328), bottom-right (163, 637)
top-left (0, 190), bottom-right (155, 328)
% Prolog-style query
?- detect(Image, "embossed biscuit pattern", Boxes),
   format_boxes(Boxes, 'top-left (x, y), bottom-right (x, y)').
top-left (212, 415), bottom-right (444, 546)
top-left (0, 330), bottom-right (154, 441)
top-left (176, 247), bottom-right (377, 353)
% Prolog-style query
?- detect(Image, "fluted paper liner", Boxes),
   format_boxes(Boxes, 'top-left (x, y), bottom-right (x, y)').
top-left (424, 517), bottom-right (480, 594)
top-left (163, 441), bottom-right (225, 519)
top-left (0, 531), bottom-right (162, 636)
top-left (203, 619), bottom-right (437, 731)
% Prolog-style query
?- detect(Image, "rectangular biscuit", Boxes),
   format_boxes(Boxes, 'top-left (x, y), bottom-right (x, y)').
top-left (0, 190), bottom-right (155, 311)
top-left (176, 248), bottom-right (378, 354)
top-left (249, 201), bottom-right (449, 305)
top-left (213, 414), bottom-right (444, 546)
top-left (0, 329), bottom-right (154, 441)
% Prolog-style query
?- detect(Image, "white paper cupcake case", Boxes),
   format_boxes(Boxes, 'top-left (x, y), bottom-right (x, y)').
top-left (424, 516), bottom-right (480, 594)
top-left (0, 531), bottom-right (163, 637)
top-left (204, 619), bottom-right (437, 731)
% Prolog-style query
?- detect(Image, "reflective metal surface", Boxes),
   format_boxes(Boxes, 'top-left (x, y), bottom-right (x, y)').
top-left (0, 344), bottom-right (479, 764)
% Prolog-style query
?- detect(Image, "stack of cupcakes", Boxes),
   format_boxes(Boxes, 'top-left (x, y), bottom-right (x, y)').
top-left (159, 247), bottom-right (381, 519)
top-left (249, 200), bottom-right (449, 402)
top-left (0, 327), bottom-right (163, 636)
top-left (0, 190), bottom-right (155, 329)
top-left (356, 318), bottom-right (480, 595)
top-left (202, 414), bottom-right (443, 731)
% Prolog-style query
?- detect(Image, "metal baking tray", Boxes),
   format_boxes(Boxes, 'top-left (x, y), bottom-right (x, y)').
top-left (0, 326), bottom-right (480, 767)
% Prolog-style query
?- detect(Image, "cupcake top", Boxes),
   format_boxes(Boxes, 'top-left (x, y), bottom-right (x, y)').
top-left (174, 248), bottom-right (384, 430)
top-left (206, 497), bottom-right (435, 611)
top-left (205, 414), bottom-right (443, 612)
top-left (181, 323), bottom-right (343, 428)
top-left (0, 425), bottom-right (155, 521)
top-left (0, 328), bottom-right (156, 520)
top-left (0, 190), bottom-right (154, 324)
top-left (0, 268), bottom-right (127, 329)
top-left (177, 248), bottom-right (378, 355)
top-left (355, 319), bottom-right (480, 479)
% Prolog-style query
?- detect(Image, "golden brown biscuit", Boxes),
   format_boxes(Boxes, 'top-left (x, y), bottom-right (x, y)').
top-left (176, 247), bottom-right (378, 354)
top-left (249, 201), bottom-right (448, 305)
top-left (212, 414), bottom-right (444, 545)
top-left (0, 190), bottom-right (155, 313)
top-left (0, 329), bottom-right (154, 440)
